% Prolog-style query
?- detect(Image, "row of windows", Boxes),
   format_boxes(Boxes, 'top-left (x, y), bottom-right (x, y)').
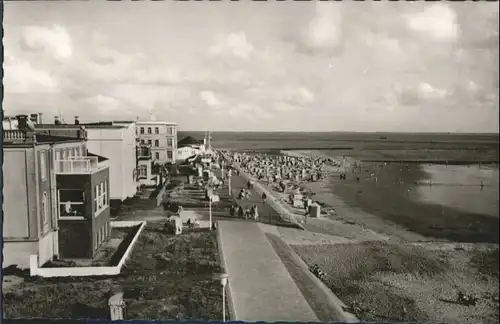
top-left (140, 138), bottom-right (174, 147)
top-left (138, 126), bottom-right (175, 136)
top-left (95, 223), bottom-right (109, 251)
top-left (148, 151), bottom-right (174, 160)
top-left (94, 181), bottom-right (109, 216)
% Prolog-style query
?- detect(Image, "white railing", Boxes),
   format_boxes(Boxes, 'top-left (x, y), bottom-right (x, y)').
top-left (55, 157), bottom-right (104, 174)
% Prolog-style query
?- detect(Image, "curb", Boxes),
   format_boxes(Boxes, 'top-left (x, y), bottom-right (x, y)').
top-left (215, 224), bottom-right (237, 321)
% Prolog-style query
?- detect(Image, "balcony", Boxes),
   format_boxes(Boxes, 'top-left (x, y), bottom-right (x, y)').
top-left (55, 156), bottom-right (109, 174)
top-left (137, 144), bottom-right (152, 160)
top-left (3, 129), bottom-right (27, 141)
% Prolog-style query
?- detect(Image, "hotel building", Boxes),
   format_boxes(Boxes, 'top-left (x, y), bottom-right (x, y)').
top-left (135, 120), bottom-right (178, 164)
top-left (3, 115), bottom-right (111, 268)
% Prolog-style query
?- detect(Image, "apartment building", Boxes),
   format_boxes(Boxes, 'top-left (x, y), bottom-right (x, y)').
top-left (36, 120), bottom-right (138, 205)
top-left (3, 115), bottom-right (111, 268)
top-left (136, 121), bottom-right (178, 164)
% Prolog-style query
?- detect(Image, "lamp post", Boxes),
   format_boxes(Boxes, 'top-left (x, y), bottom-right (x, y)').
top-left (221, 159), bottom-right (224, 179)
top-left (220, 273), bottom-right (229, 322)
top-left (209, 195), bottom-right (213, 230)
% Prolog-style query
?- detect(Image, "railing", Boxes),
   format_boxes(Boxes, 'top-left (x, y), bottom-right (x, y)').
top-left (59, 202), bottom-right (86, 218)
top-left (55, 157), bottom-right (105, 174)
top-left (3, 130), bottom-right (26, 140)
top-left (137, 147), bottom-right (152, 159)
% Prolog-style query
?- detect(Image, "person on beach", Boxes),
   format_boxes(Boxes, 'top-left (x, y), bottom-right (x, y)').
top-left (251, 204), bottom-right (259, 221)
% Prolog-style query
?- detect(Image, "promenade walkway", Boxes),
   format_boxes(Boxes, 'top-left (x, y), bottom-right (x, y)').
top-left (213, 166), bottom-right (318, 321)
top-left (218, 220), bottom-right (318, 321)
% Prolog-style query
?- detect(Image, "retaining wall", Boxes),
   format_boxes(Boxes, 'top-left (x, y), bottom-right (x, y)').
top-left (29, 221), bottom-right (146, 278)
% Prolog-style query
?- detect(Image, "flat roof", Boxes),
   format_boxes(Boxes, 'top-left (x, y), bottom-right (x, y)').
top-left (136, 121), bottom-right (177, 125)
top-left (35, 123), bottom-right (126, 129)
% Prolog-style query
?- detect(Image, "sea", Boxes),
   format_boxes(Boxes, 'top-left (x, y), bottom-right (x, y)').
top-left (179, 131), bottom-right (499, 218)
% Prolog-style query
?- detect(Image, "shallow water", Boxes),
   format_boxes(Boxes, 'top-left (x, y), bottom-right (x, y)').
top-left (416, 164), bottom-right (499, 217)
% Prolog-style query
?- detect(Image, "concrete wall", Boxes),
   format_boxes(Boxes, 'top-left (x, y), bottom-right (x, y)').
top-left (86, 127), bottom-right (136, 201)
top-left (91, 168), bottom-right (111, 255)
top-left (38, 230), bottom-right (57, 266)
top-left (3, 149), bottom-right (31, 239)
top-left (3, 241), bottom-right (37, 269)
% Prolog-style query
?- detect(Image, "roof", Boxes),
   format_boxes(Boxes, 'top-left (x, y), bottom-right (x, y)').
top-left (35, 123), bottom-right (126, 129)
top-left (178, 136), bottom-right (204, 147)
top-left (136, 121), bottom-right (177, 126)
top-left (87, 152), bottom-right (109, 162)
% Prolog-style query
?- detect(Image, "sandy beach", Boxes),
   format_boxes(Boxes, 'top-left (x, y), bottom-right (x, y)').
top-left (230, 149), bottom-right (499, 323)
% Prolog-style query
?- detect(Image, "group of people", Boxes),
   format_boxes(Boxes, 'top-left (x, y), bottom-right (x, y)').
top-left (230, 203), bottom-right (260, 221)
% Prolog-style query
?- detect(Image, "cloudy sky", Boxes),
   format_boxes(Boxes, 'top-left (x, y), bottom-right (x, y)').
top-left (3, 1), bottom-right (499, 132)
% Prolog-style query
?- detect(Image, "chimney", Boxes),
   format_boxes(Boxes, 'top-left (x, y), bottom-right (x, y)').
top-left (16, 114), bottom-right (29, 131)
top-left (75, 116), bottom-right (80, 125)
top-left (54, 116), bottom-right (61, 125)
top-left (29, 113), bottom-right (38, 124)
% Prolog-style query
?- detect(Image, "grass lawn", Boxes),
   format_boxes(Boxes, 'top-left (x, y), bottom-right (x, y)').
top-left (3, 221), bottom-right (226, 320)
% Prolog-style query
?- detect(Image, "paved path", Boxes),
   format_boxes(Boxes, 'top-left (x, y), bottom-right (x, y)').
top-left (212, 165), bottom-right (318, 321)
top-left (218, 220), bottom-right (318, 322)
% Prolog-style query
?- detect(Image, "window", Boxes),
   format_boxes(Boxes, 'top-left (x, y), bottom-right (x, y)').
top-left (167, 127), bottom-right (173, 136)
top-left (40, 151), bottom-right (47, 180)
top-left (42, 192), bottom-right (49, 226)
top-left (147, 139), bottom-right (152, 145)
top-left (94, 181), bottom-right (108, 216)
top-left (155, 127), bottom-right (159, 134)
top-left (167, 150), bottom-right (173, 160)
top-left (68, 149), bottom-right (73, 158)
top-left (140, 127), bottom-right (144, 134)
top-left (58, 189), bottom-right (85, 218)
top-left (148, 127), bottom-right (152, 134)
top-left (154, 140), bottom-right (159, 147)
top-left (155, 152), bottom-right (160, 160)
top-left (167, 138), bottom-right (173, 148)
top-left (138, 165), bottom-right (148, 178)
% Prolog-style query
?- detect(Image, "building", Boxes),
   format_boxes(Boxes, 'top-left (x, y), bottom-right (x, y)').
top-left (176, 135), bottom-right (206, 162)
top-left (136, 120), bottom-right (178, 164)
top-left (35, 119), bottom-right (138, 205)
top-left (136, 142), bottom-right (157, 186)
top-left (3, 115), bottom-right (111, 268)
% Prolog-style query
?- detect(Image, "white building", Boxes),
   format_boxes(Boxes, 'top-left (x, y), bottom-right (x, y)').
top-left (35, 120), bottom-right (138, 202)
top-left (136, 117), bottom-right (178, 164)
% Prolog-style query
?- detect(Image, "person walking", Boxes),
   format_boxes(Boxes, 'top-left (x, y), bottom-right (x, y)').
top-left (261, 192), bottom-right (267, 203)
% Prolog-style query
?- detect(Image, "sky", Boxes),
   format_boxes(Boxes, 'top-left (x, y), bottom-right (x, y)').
top-left (3, 1), bottom-right (499, 132)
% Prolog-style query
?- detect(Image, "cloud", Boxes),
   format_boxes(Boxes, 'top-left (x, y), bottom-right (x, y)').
top-left (82, 94), bottom-right (122, 113)
top-left (21, 25), bottom-right (73, 60)
top-left (405, 4), bottom-right (460, 41)
top-left (209, 32), bottom-right (254, 59)
top-left (4, 55), bottom-right (59, 93)
top-left (291, 2), bottom-right (344, 56)
top-left (396, 82), bottom-right (448, 106)
top-left (200, 90), bottom-right (223, 109)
